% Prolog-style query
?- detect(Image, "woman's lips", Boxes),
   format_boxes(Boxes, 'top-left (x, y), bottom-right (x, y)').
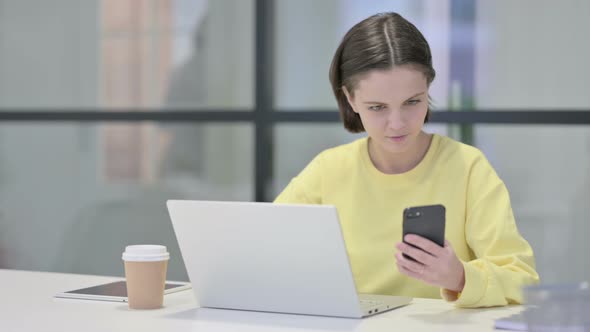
top-left (387, 134), bottom-right (407, 142)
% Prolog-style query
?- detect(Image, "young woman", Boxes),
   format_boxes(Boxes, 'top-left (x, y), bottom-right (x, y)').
top-left (274, 12), bottom-right (539, 308)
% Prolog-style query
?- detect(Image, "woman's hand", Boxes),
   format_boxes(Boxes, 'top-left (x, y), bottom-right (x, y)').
top-left (395, 235), bottom-right (465, 293)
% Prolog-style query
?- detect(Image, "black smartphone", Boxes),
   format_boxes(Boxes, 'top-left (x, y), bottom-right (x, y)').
top-left (402, 204), bottom-right (446, 261)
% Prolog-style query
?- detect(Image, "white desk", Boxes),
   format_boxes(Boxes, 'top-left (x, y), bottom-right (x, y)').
top-left (1, 269), bottom-right (522, 331)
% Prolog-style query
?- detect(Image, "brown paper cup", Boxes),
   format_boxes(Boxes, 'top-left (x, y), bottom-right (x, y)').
top-left (124, 260), bottom-right (168, 309)
top-left (122, 245), bottom-right (170, 310)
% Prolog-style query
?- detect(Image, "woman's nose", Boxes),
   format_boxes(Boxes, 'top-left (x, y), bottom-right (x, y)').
top-left (387, 110), bottom-right (406, 130)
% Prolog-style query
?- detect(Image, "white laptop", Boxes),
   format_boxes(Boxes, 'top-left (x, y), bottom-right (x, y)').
top-left (167, 200), bottom-right (412, 318)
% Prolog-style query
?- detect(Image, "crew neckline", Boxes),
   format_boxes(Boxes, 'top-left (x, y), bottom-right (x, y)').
top-left (360, 133), bottom-right (441, 184)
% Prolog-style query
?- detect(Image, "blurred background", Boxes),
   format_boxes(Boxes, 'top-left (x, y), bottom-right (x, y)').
top-left (0, 0), bottom-right (588, 285)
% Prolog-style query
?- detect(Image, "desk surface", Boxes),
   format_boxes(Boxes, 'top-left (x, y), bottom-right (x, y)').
top-left (2, 269), bottom-right (521, 331)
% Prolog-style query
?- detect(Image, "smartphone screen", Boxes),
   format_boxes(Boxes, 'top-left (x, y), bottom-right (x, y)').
top-left (402, 204), bottom-right (446, 261)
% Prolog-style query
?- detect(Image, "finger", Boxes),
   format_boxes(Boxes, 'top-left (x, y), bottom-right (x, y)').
top-left (397, 262), bottom-right (424, 281)
top-left (396, 242), bottom-right (436, 266)
top-left (404, 234), bottom-right (445, 257)
top-left (395, 252), bottom-right (426, 274)
top-left (396, 255), bottom-right (436, 284)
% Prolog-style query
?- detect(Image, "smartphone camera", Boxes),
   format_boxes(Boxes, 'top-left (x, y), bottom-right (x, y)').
top-left (405, 210), bottom-right (422, 219)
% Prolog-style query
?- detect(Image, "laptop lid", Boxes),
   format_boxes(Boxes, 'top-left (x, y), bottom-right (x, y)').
top-left (167, 200), bottom-right (364, 317)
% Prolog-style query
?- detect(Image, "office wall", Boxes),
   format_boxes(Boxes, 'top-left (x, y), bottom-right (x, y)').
top-left (0, 0), bottom-right (588, 286)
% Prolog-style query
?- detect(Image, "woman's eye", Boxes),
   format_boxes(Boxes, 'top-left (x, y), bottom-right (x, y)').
top-left (368, 105), bottom-right (385, 111)
top-left (405, 99), bottom-right (421, 106)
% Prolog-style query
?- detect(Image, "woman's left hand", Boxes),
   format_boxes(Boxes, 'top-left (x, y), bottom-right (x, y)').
top-left (395, 235), bottom-right (465, 292)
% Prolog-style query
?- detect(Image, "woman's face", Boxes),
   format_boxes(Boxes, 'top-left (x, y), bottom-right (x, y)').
top-left (344, 65), bottom-right (429, 155)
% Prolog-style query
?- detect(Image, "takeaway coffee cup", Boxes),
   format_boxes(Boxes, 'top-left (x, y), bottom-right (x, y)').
top-left (122, 245), bottom-right (170, 309)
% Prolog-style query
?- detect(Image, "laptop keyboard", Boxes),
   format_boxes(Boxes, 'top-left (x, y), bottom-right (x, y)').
top-left (359, 299), bottom-right (383, 308)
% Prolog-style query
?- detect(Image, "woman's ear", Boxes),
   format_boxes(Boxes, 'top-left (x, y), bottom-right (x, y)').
top-left (342, 86), bottom-right (358, 114)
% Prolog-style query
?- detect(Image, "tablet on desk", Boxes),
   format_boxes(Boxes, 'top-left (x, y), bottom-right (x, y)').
top-left (54, 280), bottom-right (191, 302)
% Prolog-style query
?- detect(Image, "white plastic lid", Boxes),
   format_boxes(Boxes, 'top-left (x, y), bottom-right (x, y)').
top-left (122, 245), bottom-right (170, 262)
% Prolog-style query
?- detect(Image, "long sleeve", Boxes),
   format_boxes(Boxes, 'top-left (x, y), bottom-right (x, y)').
top-left (442, 154), bottom-right (540, 307)
top-left (274, 153), bottom-right (324, 204)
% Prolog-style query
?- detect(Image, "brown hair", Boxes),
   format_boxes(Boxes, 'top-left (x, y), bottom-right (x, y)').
top-left (329, 12), bottom-right (436, 133)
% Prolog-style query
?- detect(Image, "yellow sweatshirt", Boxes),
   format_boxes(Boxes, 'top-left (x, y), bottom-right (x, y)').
top-left (274, 134), bottom-right (539, 308)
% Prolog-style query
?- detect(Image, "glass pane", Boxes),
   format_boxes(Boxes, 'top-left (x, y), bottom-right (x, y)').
top-left (0, 123), bottom-right (253, 280)
top-left (473, 125), bottom-right (590, 283)
top-left (274, 0), bottom-right (452, 110)
top-left (274, 124), bottom-right (364, 195)
top-left (275, 0), bottom-right (590, 111)
top-left (474, 1), bottom-right (590, 110)
top-left (0, 0), bottom-right (254, 110)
